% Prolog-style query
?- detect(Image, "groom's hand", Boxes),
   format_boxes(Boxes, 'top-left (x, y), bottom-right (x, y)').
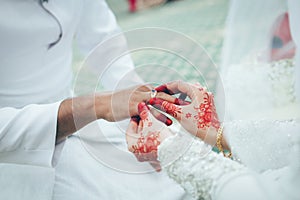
top-left (97, 84), bottom-right (176, 123)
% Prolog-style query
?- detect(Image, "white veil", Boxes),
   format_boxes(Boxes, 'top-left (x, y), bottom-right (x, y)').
top-left (219, 0), bottom-right (299, 121)
top-left (217, 0), bottom-right (300, 198)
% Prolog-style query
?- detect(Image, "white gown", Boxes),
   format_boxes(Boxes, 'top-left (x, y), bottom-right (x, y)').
top-left (157, 59), bottom-right (300, 200)
top-left (157, 0), bottom-right (300, 199)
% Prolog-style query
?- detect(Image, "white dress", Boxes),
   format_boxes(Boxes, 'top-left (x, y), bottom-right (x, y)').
top-left (158, 60), bottom-right (300, 199)
top-left (157, 1), bottom-right (300, 198)
top-left (158, 120), bottom-right (299, 200)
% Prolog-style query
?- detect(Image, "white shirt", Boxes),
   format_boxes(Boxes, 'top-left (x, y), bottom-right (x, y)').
top-left (0, 0), bottom-right (188, 199)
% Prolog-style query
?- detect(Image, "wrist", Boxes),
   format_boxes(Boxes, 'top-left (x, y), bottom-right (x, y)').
top-left (95, 92), bottom-right (113, 121)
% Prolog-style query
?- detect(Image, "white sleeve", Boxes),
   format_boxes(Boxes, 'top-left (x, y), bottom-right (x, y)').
top-left (158, 134), bottom-right (276, 200)
top-left (75, 0), bottom-right (143, 90)
top-left (224, 120), bottom-right (298, 171)
top-left (0, 102), bottom-right (61, 167)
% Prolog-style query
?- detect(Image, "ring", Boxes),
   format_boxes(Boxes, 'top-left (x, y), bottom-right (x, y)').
top-left (150, 89), bottom-right (157, 98)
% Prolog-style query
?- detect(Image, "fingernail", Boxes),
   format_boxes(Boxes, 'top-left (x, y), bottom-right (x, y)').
top-left (131, 116), bottom-right (140, 123)
top-left (166, 119), bottom-right (173, 126)
top-left (155, 85), bottom-right (167, 92)
top-left (148, 98), bottom-right (155, 105)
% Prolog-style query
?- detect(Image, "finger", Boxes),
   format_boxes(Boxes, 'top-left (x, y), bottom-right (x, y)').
top-left (128, 118), bottom-right (138, 133)
top-left (137, 84), bottom-right (154, 92)
top-left (149, 161), bottom-right (162, 172)
top-left (155, 84), bottom-right (175, 95)
top-left (156, 92), bottom-right (176, 103)
top-left (157, 81), bottom-right (198, 100)
top-left (167, 81), bottom-right (198, 100)
top-left (137, 102), bottom-right (150, 133)
top-left (148, 98), bottom-right (182, 119)
top-left (138, 102), bottom-right (150, 120)
top-left (149, 107), bottom-right (173, 126)
top-left (156, 92), bottom-right (190, 105)
top-left (126, 119), bottom-right (139, 152)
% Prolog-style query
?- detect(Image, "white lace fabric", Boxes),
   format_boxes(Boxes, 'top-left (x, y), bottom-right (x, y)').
top-left (158, 120), bottom-right (300, 200)
top-left (158, 134), bottom-right (247, 200)
top-left (224, 120), bottom-right (298, 172)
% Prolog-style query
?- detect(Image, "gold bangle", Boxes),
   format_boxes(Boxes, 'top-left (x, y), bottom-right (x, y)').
top-left (216, 125), bottom-right (232, 158)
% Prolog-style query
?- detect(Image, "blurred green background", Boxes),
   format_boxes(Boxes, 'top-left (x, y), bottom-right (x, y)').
top-left (73, 0), bottom-right (229, 94)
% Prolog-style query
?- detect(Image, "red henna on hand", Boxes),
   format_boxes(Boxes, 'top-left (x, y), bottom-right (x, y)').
top-left (131, 131), bottom-right (161, 162)
top-left (149, 98), bottom-right (182, 118)
top-left (138, 102), bottom-right (149, 120)
top-left (193, 92), bottom-right (220, 130)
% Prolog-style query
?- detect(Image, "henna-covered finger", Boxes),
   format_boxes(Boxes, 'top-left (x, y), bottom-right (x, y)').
top-left (126, 119), bottom-right (139, 152)
top-left (137, 102), bottom-right (150, 133)
top-left (138, 102), bottom-right (150, 120)
top-left (149, 107), bottom-right (173, 126)
top-left (148, 98), bottom-right (183, 119)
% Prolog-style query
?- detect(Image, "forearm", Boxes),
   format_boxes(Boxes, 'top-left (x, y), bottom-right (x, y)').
top-left (56, 93), bottom-right (110, 142)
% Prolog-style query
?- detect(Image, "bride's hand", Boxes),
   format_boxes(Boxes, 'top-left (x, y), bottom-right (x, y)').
top-left (126, 102), bottom-right (173, 172)
top-left (149, 81), bottom-right (221, 146)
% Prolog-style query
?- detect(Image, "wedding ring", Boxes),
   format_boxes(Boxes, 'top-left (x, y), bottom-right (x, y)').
top-left (150, 89), bottom-right (157, 98)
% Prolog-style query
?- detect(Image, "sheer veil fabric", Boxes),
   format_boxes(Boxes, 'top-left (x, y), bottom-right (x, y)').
top-left (219, 0), bottom-right (300, 197)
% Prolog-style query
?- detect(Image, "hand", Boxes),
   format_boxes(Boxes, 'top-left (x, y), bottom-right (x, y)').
top-left (56, 84), bottom-right (175, 142)
top-left (96, 84), bottom-right (176, 122)
top-left (126, 102), bottom-right (173, 171)
top-left (149, 81), bottom-right (221, 146)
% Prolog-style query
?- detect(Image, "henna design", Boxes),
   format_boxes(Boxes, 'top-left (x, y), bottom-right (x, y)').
top-left (161, 101), bottom-right (182, 118)
top-left (194, 92), bottom-right (220, 130)
top-left (185, 113), bottom-right (192, 119)
top-left (131, 131), bottom-right (161, 161)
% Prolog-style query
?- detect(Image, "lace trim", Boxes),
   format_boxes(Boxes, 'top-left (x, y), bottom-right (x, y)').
top-left (158, 134), bottom-right (246, 200)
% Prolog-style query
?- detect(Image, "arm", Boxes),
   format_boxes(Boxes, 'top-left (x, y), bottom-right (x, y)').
top-left (1, 84), bottom-right (171, 166)
top-left (57, 85), bottom-right (172, 142)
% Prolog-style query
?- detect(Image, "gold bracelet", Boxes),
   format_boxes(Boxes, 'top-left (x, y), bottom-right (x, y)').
top-left (216, 125), bottom-right (232, 158)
